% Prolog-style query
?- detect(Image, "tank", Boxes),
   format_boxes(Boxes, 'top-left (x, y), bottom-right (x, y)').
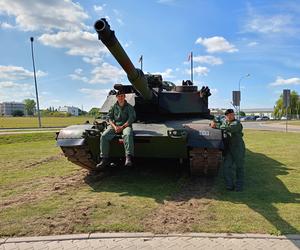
top-left (56, 18), bottom-right (223, 176)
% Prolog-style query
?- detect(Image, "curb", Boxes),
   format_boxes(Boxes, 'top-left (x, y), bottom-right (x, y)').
top-left (2, 233), bottom-right (300, 244)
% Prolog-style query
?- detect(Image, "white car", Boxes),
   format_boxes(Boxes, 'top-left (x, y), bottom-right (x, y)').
top-left (281, 117), bottom-right (287, 120)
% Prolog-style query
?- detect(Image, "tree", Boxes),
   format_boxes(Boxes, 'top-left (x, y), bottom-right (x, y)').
top-left (89, 107), bottom-right (101, 117)
top-left (239, 111), bottom-right (246, 117)
top-left (23, 99), bottom-right (36, 116)
top-left (12, 110), bottom-right (24, 117)
top-left (274, 90), bottom-right (300, 118)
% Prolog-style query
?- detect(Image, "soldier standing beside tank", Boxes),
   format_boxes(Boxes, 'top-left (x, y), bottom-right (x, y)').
top-left (210, 109), bottom-right (245, 191)
top-left (97, 90), bottom-right (136, 168)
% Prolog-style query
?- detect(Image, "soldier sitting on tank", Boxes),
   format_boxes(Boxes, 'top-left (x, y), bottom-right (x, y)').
top-left (210, 109), bottom-right (245, 191)
top-left (97, 90), bottom-right (136, 168)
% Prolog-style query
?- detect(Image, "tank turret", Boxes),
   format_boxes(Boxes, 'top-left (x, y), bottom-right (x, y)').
top-left (94, 18), bottom-right (152, 100)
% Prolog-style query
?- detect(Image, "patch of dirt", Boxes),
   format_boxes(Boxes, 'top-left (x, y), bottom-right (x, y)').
top-left (25, 154), bottom-right (64, 168)
top-left (1, 169), bottom-right (88, 209)
top-left (29, 203), bottom-right (97, 236)
top-left (142, 177), bottom-right (215, 233)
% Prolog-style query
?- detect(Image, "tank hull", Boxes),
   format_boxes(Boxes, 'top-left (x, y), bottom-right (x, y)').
top-left (56, 119), bottom-right (223, 175)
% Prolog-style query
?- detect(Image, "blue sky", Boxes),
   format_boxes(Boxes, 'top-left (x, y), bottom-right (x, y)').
top-left (0, 0), bottom-right (299, 111)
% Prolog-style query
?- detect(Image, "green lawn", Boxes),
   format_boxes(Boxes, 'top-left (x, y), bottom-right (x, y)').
top-left (0, 116), bottom-right (94, 128)
top-left (0, 130), bottom-right (299, 236)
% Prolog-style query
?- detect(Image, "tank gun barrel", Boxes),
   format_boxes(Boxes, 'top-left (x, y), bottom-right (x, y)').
top-left (94, 18), bottom-right (152, 100)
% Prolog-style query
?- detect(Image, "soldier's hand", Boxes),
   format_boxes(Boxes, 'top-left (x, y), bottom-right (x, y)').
top-left (115, 126), bottom-right (123, 133)
top-left (210, 121), bottom-right (217, 128)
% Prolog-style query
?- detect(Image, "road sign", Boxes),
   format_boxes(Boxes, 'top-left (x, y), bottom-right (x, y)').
top-left (283, 89), bottom-right (290, 108)
top-left (232, 91), bottom-right (240, 106)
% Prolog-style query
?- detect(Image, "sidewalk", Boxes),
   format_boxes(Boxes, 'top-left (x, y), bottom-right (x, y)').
top-left (1, 233), bottom-right (300, 250)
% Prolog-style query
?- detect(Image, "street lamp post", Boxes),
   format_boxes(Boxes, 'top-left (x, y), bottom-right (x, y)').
top-left (238, 73), bottom-right (250, 120)
top-left (30, 37), bottom-right (42, 128)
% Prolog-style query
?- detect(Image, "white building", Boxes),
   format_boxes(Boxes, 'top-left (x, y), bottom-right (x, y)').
top-left (58, 106), bottom-right (79, 116)
top-left (210, 107), bottom-right (274, 118)
top-left (243, 108), bottom-right (274, 118)
top-left (0, 102), bottom-right (25, 116)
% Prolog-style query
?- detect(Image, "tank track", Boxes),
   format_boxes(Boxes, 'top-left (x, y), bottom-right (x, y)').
top-left (61, 146), bottom-right (96, 171)
top-left (189, 148), bottom-right (223, 176)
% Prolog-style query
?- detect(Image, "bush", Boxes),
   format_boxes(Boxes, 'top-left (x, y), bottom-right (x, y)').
top-left (12, 110), bottom-right (24, 117)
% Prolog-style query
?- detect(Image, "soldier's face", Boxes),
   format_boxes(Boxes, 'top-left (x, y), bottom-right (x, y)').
top-left (226, 113), bottom-right (235, 122)
top-left (116, 94), bottom-right (125, 104)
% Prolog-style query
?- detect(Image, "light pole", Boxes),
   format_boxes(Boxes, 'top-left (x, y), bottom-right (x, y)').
top-left (30, 37), bottom-right (42, 128)
top-left (238, 73), bottom-right (250, 120)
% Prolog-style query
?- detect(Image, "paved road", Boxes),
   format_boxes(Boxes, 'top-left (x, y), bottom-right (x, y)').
top-left (1, 233), bottom-right (300, 250)
top-left (242, 122), bottom-right (300, 133)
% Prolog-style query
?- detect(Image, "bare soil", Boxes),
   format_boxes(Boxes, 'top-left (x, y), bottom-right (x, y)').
top-left (142, 177), bottom-right (215, 233)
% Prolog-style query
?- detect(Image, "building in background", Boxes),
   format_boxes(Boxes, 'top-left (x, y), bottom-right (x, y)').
top-left (58, 106), bottom-right (79, 116)
top-left (0, 102), bottom-right (25, 116)
top-left (210, 107), bottom-right (274, 118)
top-left (243, 108), bottom-right (274, 119)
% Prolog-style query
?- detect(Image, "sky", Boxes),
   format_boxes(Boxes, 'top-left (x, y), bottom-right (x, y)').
top-left (0, 0), bottom-right (299, 111)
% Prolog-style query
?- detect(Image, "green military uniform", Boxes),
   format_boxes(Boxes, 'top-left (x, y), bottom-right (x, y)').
top-left (217, 119), bottom-right (245, 190)
top-left (100, 100), bottom-right (136, 157)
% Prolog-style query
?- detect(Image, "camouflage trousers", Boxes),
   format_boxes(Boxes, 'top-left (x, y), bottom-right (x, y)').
top-left (223, 146), bottom-right (245, 190)
top-left (100, 126), bottom-right (134, 157)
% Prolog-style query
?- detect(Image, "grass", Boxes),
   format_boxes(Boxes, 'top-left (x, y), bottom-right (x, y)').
top-left (0, 116), bottom-right (94, 128)
top-left (0, 130), bottom-right (299, 236)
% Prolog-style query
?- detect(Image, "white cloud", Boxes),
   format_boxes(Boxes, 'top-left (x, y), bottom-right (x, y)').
top-left (195, 36), bottom-right (238, 53)
top-left (79, 88), bottom-right (110, 98)
top-left (270, 76), bottom-right (300, 86)
top-left (89, 63), bottom-right (126, 84)
top-left (246, 14), bottom-right (293, 34)
top-left (0, 65), bottom-right (47, 80)
top-left (82, 57), bottom-right (102, 65)
top-left (38, 31), bottom-right (107, 58)
top-left (210, 88), bottom-right (218, 94)
top-left (194, 66), bottom-right (209, 76)
top-left (70, 63), bottom-right (126, 84)
top-left (93, 4), bottom-right (105, 14)
top-left (193, 55), bottom-right (223, 65)
top-left (0, 81), bottom-right (34, 101)
top-left (247, 42), bottom-right (258, 47)
top-left (0, 22), bottom-right (14, 29)
top-left (0, 0), bottom-right (88, 32)
top-left (152, 68), bottom-right (175, 79)
top-left (186, 66), bottom-right (209, 76)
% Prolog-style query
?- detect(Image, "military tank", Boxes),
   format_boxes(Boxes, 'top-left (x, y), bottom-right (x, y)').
top-left (56, 18), bottom-right (223, 176)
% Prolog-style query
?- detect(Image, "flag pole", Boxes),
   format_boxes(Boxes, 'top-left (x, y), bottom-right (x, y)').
top-left (139, 55), bottom-right (143, 71)
top-left (190, 51), bottom-right (193, 82)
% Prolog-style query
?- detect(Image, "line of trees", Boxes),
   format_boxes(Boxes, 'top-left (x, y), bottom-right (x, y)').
top-left (23, 99), bottom-right (101, 117)
top-left (273, 90), bottom-right (300, 119)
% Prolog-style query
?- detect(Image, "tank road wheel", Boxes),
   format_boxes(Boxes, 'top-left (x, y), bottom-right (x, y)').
top-left (61, 146), bottom-right (96, 171)
top-left (189, 148), bottom-right (222, 176)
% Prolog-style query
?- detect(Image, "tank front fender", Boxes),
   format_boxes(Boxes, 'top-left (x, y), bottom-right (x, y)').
top-left (56, 124), bottom-right (94, 147)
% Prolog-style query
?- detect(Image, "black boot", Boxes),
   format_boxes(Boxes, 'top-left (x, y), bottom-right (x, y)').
top-left (96, 157), bottom-right (110, 168)
top-left (124, 155), bottom-right (133, 167)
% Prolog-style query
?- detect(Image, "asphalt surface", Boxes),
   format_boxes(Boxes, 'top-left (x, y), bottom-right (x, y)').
top-left (1, 233), bottom-right (300, 250)
top-left (1, 122), bottom-right (300, 135)
top-left (242, 121), bottom-right (300, 133)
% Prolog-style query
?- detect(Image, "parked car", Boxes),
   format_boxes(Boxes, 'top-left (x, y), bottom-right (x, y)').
top-left (281, 116), bottom-right (287, 120)
top-left (256, 116), bottom-right (270, 121)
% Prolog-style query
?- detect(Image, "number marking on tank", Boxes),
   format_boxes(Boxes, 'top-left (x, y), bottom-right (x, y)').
top-left (199, 130), bottom-right (210, 136)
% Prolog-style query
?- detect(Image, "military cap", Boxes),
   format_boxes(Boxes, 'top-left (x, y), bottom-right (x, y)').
top-left (116, 89), bottom-right (126, 96)
top-left (225, 109), bottom-right (234, 115)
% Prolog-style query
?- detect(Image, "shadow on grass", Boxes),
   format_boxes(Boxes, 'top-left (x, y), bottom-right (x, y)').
top-left (84, 150), bottom-right (300, 234)
top-left (213, 149), bottom-right (300, 234)
top-left (84, 159), bottom-right (186, 204)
